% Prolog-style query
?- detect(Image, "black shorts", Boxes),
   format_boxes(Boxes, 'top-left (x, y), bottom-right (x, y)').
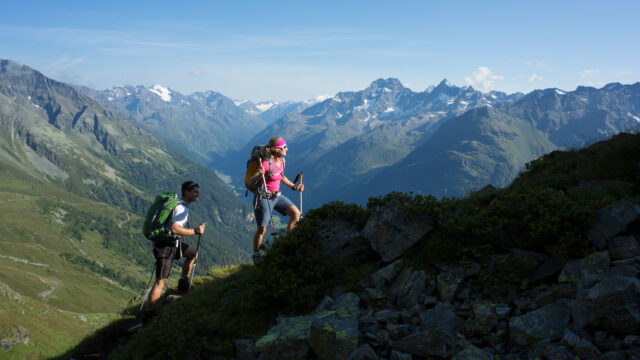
top-left (153, 241), bottom-right (196, 280)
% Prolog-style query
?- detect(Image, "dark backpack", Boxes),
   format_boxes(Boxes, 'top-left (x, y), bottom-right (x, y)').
top-left (244, 145), bottom-right (285, 195)
top-left (142, 192), bottom-right (181, 241)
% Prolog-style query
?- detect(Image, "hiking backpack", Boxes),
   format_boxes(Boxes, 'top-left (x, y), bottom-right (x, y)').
top-left (142, 192), bottom-right (181, 241)
top-left (244, 145), bottom-right (285, 195)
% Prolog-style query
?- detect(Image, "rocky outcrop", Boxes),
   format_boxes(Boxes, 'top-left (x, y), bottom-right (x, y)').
top-left (245, 197), bottom-right (640, 360)
top-left (361, 200), bottom-right (433, 262)
top-left (0, 327), bottom-right (29, 352)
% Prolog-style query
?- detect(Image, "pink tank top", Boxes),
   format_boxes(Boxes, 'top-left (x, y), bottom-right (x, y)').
top-left (262, 158), bottom-right (284, 192)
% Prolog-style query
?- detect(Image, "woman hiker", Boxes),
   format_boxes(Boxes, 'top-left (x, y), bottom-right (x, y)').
top-left (246, 137), bottom-right (304, 264)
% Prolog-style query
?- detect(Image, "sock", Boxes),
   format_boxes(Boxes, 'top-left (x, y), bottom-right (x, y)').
top-left (253, 250), bottom-right (263, 256)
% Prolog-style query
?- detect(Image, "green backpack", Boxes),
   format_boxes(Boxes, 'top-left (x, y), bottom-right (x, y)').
top-left (143, 192), bottom-right (181, 241)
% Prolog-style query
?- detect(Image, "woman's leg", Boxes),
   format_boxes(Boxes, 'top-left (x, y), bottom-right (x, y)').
top-left (285, 205), bottom-right (301, 233)
top-left (253, 225), bottom-right (267, 252)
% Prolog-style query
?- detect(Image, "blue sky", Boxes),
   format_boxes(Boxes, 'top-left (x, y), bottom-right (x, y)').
top-left (1, 1), bottom-right (638, 102)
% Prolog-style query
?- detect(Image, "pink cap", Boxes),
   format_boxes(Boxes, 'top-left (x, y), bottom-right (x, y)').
top-left (274, 138), bottom-right (286, 147)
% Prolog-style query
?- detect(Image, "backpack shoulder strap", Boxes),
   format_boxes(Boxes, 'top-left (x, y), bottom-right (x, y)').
top-left (267, 158), bottom-right (275, 177)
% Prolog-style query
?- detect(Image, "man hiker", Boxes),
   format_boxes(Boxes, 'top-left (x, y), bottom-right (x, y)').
top-left (142, 181), bottom-right (206, 322)
top-left (246, 137), bottom-right (304, 264)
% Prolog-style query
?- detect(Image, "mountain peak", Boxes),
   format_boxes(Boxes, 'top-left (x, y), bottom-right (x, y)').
top-left (434, 78), bottom-right (456, 90)
top-left (367, 78), bottom-right (404, 91)
top-left (149, 84), bottom-right (172, 102)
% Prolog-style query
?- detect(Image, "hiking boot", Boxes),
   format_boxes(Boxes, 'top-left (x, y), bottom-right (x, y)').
top-left (252, 253), bottom-right (263, 265)
top-left (177, 277), bottom-right (190, 294)
top-left (139, 309), bottom-right (156, 325)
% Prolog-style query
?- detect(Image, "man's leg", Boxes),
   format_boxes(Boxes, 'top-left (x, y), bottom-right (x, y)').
top-left (148, 278), bottom-right (167, 310)
top-left (181, 245), bottom-right (197, 278)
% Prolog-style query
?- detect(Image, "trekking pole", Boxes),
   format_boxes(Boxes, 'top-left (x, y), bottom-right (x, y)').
top-left (188, 222), bottom-right (206, 289)
top-left (139, 262), bottom-right (156, 311)
top-left (299, 172), bottom-right (303, 217)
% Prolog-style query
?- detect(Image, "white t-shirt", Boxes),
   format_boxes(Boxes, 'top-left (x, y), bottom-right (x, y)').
top-left (171, 201), bottom-right (189, 230)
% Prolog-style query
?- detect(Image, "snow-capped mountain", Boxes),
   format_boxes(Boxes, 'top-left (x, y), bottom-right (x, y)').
top-left (83, 85), bottom-right (268, 163)
top-left (234, 95), bottom-right (329, 125)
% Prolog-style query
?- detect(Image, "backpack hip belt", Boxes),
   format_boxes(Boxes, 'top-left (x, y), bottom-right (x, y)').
top-left (258, 189), bottom-right (281, 200)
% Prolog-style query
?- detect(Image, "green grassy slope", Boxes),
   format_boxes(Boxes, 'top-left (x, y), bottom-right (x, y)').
top-left (0, 167), bottom-right (156, 359)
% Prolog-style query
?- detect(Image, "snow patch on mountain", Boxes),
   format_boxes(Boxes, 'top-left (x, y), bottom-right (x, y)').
top-left (438, 93), bottom-right (452, 102)
top-left (307, 94), bottom-right (331, 104)
top-left (149, 84), bottom-right (172, 102)
top-left (255, 102), bottom-right (275, 112)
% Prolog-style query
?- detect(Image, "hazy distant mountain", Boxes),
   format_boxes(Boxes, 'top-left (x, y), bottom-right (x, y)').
top-left (337, 82), bottom-right (640, 203)
top-left (234, 96), bottom-right (326, 125)
top-left (219, 78), bottom-right (523, 202)
top-left (0, 59), bottom-right (254, 266)
top-left (81, 85), bottom-right (268, 164)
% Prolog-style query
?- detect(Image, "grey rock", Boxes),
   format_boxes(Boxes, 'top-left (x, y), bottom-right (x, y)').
top-left (361, 200), bottom-right (433, 262)
top-left (256, 316), bottom-right (312, 360)
top-left (587, 199), bottom-right (640, 249)
top-left (530, 258), bottom-right (567, 285)
top-left (392, 328), bottom-right (456, 358)
top-left (0, 327), bottom-right (29, 352)
top-left (533, 283), bottom-right (576, 306)
top-left (390, 268), bottom-right (428, 308)
top-left (571, 276), bottom-right (640, 335)
top-left (313, 219), bottom-right (371, 264)
top-left (363, 288), bottom-right (386, 301)
top-left (558, 251), bottom-right (610, 288)
top-left (452, 345), bottom-right (495, 360)
top-left (463, 302), bottom-right (498, 337)
top-left (346, 344), bottom-right (380, 360)
top-left (309, 311), bottom-right (358, 360)
top-left (609, 263), bottom-right (640, 277)
top-left (1, 282), bottom-right (22, 302)
top-left (594, 331), bottom-right (622, 351)
top-left (437, 270), bottom-right (465, 303)
top-left (419, 302), bottom-right (464, 335)
top-left (495, 304), bottom-right (512, 320)
top-left (594, 350), bottom-right (626, 360)
top-left (235, 338), bottom-right (258, 360)
top-left (509, 302), bottom-right (571, 346)
top-left (0, 339), bottom-right (11, 352)
top-left (373, 309), bottom-right (400, 324)
top-left (561, 329), bottom-right (600, 359)
top-left (389, 349), bottom-right (412, 360)
top-left (529, 342), bottom-right (575, 360)
top-left (370, 259), bottom-right (404, 290)
top-left (421, 295), bottom-right (438, 307)
top-left (608, 235), bottom-right (639, 259)
top-left (333, 293), bottom-right (360, 315)
top-left (315, 296), bottom-right (334, 313)
top-left (386, 324), bottom-right (413, 341)
top-left (623, 335), bottom-right (639, 349)
top-left (74, 315), bottom-right (87, 322)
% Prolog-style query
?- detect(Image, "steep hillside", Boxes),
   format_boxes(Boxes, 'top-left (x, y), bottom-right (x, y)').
top-left (0, 59), bottom-right (255, 268)
top-left (66, 132), bottom-right (640, 359)
top-left (0, 166), bottom-right (148, 358)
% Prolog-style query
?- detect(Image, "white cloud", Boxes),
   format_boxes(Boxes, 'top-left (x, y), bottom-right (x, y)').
top-left (529, 73), bottom-right (543, 83)
top-left (464, 67), bottom-right (504, 91)
top-left (580, 69), bottom-right (600, 78)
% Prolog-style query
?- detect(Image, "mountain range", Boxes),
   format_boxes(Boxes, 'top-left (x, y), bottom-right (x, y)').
top-left (80, 85), bottom-right (327, 166)
top-left (83, 76), bottom-right (640, 209)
